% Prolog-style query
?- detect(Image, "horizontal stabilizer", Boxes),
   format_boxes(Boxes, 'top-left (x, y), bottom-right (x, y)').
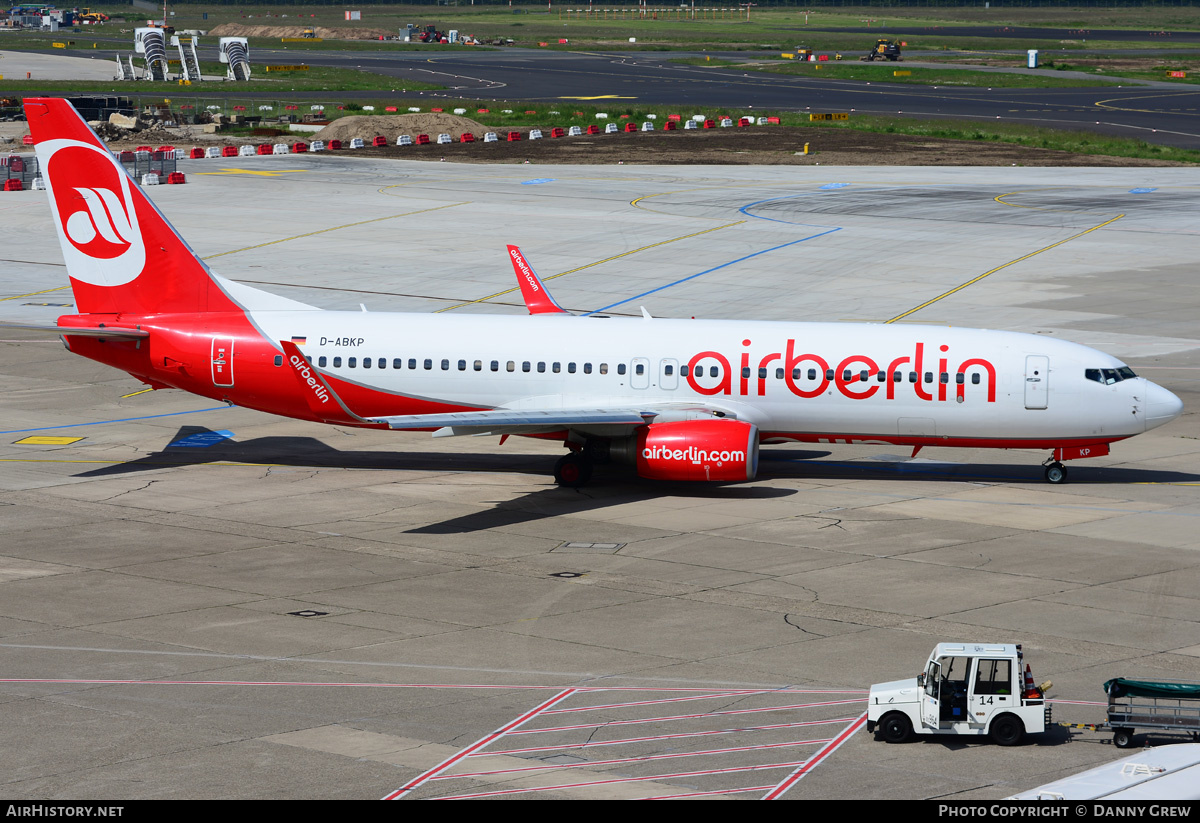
top-left (0, 322), bottom-right (148, 339)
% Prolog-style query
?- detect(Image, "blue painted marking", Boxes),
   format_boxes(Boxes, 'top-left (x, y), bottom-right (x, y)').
top-left (819, 183), bottom-right (850, 190)
top-left (0, 407), bottom-right (230, 435)
top-left (169, 430), bottom-right (235, 448)
top-left (1129, 188), bottom-right (1157, 193)
top-left (583, 227), bottom-right (841, 316)
top-left (521, 178), bottom-right (556, 185)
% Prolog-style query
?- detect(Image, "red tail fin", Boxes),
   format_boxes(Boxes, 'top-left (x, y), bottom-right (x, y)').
top-left (24, 97), bottom-right (227, 316)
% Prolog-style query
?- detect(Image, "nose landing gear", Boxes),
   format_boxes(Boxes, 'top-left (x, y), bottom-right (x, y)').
top-left (1042, 460), bottom-right (1068, 484)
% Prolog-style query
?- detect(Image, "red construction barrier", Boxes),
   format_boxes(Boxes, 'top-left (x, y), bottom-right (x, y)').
top-left (372, 135), bottom-right (387, 147)
top-left (524, 110), bottom-right (537, 114)
top-left (155, 145), bottom-right (175, 153)
top-left (624, 122), bottom-right (637, 133)
top-left (477, 108), bottom-right (489, 114)
top-left (460, 132), bottom-right (475, 143)
top-left (663, 120), bottom-right (677, 131)
top-left (619, 114), bottom-right (630, 119)
top-left (119, 151), bottom-right (135, 162)
top-left (667, 114), bottom-right (681, 121)
top-left (135, 145), bottom-right (153, 152)
top-left (550, 127), bottom-right (565, 138)
top-left (167, 172), bottom-right (186, 184)
top-left (586, 124), bottom-right (600, 135)
top-left (189, 147), bottom-right (205, 159)
top-left (291, 142), bottom-right (308, 153)
top-left (703, 119), bottom-right (716, 129)
top-left (767, 117), bottom-right (781, 125)
top-left (738, 117), bottom-right (752, 127)
top-left (506, 131), bottom-right (521, 142)
top-left (3, 179), bottom-right (22, 191)
top-left (416, 134), bottom-right (430, 145)
top-left (385, 106), bottom-right (398, 112)
top-left (328, 139), bottom-right (342, 150)
top-left (22, 135), bottom-right (33, 145)
top-left (257, 144), bottom-right (273, 155)
top-left (221, 145), bottom-right (238, 157)
top-left (431, 107), bottom-right (444, 112)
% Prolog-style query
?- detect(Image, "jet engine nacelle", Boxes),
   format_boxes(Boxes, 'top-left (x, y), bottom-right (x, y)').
top-left (611, 419), bottom-right (759, 482)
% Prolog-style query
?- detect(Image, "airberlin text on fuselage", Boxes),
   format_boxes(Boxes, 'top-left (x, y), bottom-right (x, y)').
top-left (687, 340), bottom-right (998, 403)
top-left (289, 354), bottom-right (331, 404)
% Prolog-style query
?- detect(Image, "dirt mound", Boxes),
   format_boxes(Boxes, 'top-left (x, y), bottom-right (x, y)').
top-left (314, 114), bottom-right (490, 143)
top-left (207, 24), bottom-right (391, 40)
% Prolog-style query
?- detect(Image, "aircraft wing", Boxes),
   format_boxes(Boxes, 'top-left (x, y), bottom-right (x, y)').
top-left (371, 408), bottom-right (653, 438)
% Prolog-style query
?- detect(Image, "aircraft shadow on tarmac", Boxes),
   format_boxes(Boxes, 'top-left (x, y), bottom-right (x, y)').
top-left (74, 428), bottom-right (1200, 497)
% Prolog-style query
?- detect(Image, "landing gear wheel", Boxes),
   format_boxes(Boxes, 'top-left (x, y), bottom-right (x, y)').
top-left (1044, 462), bottom-right (1068, 484)
top-left (554, 453), bottom-right (593, 488)
top-left (989, 715), bottom-right (1025, 746)
top-left (880, 713), bottom-right (913, 744)
top-left (1113, 728), bottom-right (1135, 749)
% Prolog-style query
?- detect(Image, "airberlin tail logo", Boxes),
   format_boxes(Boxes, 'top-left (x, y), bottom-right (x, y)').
top-left (41, 139), bottom-right (146, 287)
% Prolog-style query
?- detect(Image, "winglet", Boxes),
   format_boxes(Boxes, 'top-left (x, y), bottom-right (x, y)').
top-left (279, 340), bottom-right (386, 428)
top-left (507, 245), bottom-right (569, 315)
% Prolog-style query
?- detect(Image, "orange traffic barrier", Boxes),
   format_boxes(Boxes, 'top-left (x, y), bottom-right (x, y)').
top-left (416, 134), bottom-right (430, 145)
top-left (703, 119), bottom-right (716, 129)
top-left (738, 117), bottom-right (752, 127)
top-left (189, 147), bottom-right (204, 159)
top-left (385, 106), bottom-right (398, 112)
top-left (291, 142), bottom-right (308, 153)
top-left (460, 132), bottom-right (475, 143)
top-left (663, 120), bottom-right (677, 131)
top-left (550, 127), bottom-right (565, 138)
top-left (667, 114), bottom-right (681, 121)
top-left (256, 144), bottom-right (273, 155)
top-left (506, 131), bottom-right (521, 141)
top-left (586, 124), bottom-right (600, 135)
top-left (328, 139), bottom-right (343, 150)
top-left (623, 122), bottom-right (637, 133)
top-left (167, 172), bottom-right (187, 184)
top-left (767, 116), bottom-right (781, 124)
top-left (221, 145), bottom-right (237, 157)
top-left (372, 135), bottom-right (387, 147)
top-left (3, 179), bottom-right (22, 191)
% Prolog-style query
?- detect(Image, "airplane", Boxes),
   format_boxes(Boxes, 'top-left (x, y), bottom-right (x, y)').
top-left (13, 97), bottom-right (1184, 487)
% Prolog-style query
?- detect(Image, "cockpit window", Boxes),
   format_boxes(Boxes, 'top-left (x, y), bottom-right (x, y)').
top-left (1085, 367), bottom-right (1137, 385)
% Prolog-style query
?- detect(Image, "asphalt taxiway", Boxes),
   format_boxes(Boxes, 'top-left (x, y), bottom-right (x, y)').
top-left (0, 157), bottom-right (1198, 799)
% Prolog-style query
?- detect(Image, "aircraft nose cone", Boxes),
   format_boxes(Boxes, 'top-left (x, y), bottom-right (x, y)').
top-left (1144, 381), bottom-right (1184, 430)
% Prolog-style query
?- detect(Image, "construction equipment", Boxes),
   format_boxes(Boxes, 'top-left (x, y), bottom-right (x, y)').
top-left (868, 643), bottom-right (1051, 746)
top-left (77, 8), bottom-right (108, 23)
top-left (861, 38), bottom-right (902, 62)
top-left (300, 28), bottom-right (316, 38)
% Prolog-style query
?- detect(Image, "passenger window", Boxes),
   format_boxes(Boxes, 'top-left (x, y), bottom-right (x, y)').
top-left (636, 363), bottom-right (645, 376)
top-left (506, 361), bottom-right (515, 372)
top-left (617, 364), bottom-right (626, 376)
top-left (441, 359), bottom-right (450, 370)
top-left (522, 361), bottom-right (531, 372)
top-left (842, 370), bottom-right (852, 382)
top-left (807, 369), bottom-right (815, 380)
top-left (893, 371), bottom-right (902, 383)
top-left (584, 363), bottom-right (592, 374)
top-left (474, 360), bottom-right (482, 371)
top-left (553, 362), bottom-right (561, 373)
top-left (378, 358), bottom-right (386, 369)
top-left (956, 373), bottom-right (965, 384)
top-left (305, 356), bottom-right (312, 364)
top-left (458, 360), bottom-right (467, 371)
top-left (333, 357), bottom-right (342, 368)
top-left (424, 359), bottom-right (432, 370)
top-left (909, 372), bottom-right (917, 383)
top-left (825, 369), bottom-right (834, 381)
top-left (348, 357), bottom-right (357, 368)
top-left (758, 367), bottom-right (767, 379)
top-left (363, 358), bottom-right (371, 369)
top-left (409, 359), bottom-right (417, 370)
top-left (972, 373), bottom-right (981, 384)
top-left (600, 363), bottom-right (608, 375)
top-left (924, 372), bottom-right (933, 383)
top-left (974, 659), bottom-right (1012, 696)
top-left (695, 365), bottom-right (703, 377)
top-left (537, 362), bottom-right (546, 373)
top-left (709, 366), bottom-right (718, 378)
top-left (860, 370), bottom-right (869, 382)
top-left (393, 358), bottom-right (402, 369)
top-left (491, 360), bottom-right (499, 372)
top-left (940, 372), bottom-right (949, 384)
top-left (742, 367), bottom-right (752, 379)
top-left (876, 371), bottom-right (886, 382)
top-left (568, 362), bottom-right (577, 374)
top-left (776, 368), bottom-right (784, 379)
top-left (318, 356), bottom-right (327, 367)
top-left (665, 365), bottom-right (675, 377)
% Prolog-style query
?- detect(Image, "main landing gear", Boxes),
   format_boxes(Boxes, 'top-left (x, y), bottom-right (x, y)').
top-left (1042, 460), bottom-right (1068, 485)
top-left (554, 452), bottom-right (594, 488)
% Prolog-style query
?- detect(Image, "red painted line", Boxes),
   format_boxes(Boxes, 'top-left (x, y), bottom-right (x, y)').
top-left (479, 716), bottom-right (858, 756)
top-left (432, 759), bottom-right (809, 800)
top-left (439, 737), bottom-right (833, 780)
top-left (381, 688), bottom-right (577, 800)
top-left (762, 712), bottom-right (868, 800)
top-left (646, 785), bottom-right (776, 800)
top-left (542, 690), bottom-right (776, 714)
top-left (509, 697), bottom-right (866, 735)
